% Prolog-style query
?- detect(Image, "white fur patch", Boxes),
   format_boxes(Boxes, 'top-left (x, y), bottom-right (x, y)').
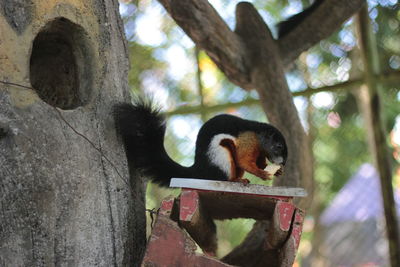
top-left (207, 134), bottom-right (236, 178)
top-left (273, 156), bottom-right (284, 165)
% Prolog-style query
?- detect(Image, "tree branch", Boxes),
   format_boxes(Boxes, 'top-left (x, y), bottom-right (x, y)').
top-left (157, 0), bottom-right (251, 89)
top-left (234, 2), bottom-right (312, 193)
top-left (158, 0), bottom-right (365, 87)
top-left (278, 0), bottom-right (366, 66)
top-left (221, 221), bottom-right (275, 266)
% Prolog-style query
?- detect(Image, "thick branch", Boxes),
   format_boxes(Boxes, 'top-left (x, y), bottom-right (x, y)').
top-left (157, 0), bottom-right (251, 89)
top-left (278, 0), bottom-right (366, 66)
top-left (234, 2), bottom-right (312, 192)
top-left (221, 4), bottom-right (314, 264)
top-left (221, 221), bottom-right (275, 266)
top-left (158, 0), bottom-right (364, 85)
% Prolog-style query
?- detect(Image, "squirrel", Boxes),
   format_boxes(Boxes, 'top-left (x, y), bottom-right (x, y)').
top-left (113, 99), bottom-right (287, 187)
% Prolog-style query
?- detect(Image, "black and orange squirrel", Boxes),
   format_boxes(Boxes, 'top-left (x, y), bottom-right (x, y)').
top-left (113, 99), bottom-right (287, 187)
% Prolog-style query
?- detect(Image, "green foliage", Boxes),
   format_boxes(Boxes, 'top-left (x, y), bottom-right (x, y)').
top-left (128, 42), bottom-right (166, 91)
top-left (313, 109), bottom-right (371, 206)
top-left (375, 3), bottom-right (400, 72)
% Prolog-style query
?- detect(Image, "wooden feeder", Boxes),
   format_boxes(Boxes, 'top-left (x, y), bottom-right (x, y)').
top-left (142, 179), bottom-right (307, 267)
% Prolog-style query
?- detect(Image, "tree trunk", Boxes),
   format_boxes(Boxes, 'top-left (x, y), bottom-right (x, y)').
top-left (0, 0), bottom-right (145, 266)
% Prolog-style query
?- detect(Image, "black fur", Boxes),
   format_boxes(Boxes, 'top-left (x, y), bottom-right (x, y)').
top-left (114, 99), bottom-right (287, 187)
top-left (195, 114), bottom-right (288, 167)
top-left (114, 99), bottom-right (193, 187)
top-left (277, 0), bottom-right (323, 38)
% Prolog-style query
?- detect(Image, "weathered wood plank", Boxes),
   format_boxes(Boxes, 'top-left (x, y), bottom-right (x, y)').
top-left (170, 178), bottom-right (307, 197)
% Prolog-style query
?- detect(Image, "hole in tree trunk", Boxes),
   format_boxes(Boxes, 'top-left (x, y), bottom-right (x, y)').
top-left (29, 17), bottom-right (93, 110)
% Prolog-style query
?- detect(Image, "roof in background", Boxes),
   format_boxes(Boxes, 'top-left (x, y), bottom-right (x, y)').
top-left (320, 163), bottom-right (400, 225)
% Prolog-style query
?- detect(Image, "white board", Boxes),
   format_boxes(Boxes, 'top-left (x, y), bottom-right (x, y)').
top-left (170, 178), bottom-right (307, 197)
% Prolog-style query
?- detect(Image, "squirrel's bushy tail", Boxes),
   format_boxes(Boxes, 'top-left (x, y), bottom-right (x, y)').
top-left (113, 99), bottom-right (190, 187)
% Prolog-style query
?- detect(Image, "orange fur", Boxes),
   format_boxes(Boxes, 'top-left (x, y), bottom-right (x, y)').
top-left (220, 139), bottom-right (247, 184)
top-left (236, 132), bottom-right (272, 180)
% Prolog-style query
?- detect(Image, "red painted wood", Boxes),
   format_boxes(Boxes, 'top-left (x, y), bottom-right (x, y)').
top-left (179, 190), bottom-right (218, 254)
top-left (143, 189), bottom-right (305, 266)
top-left (265, 201), bottom-right (295, 249)
top-left (277, 201), bottom-right (296, 231)
top-left (277, 208), bottom-right (305, 267)
top-left (292, 209), bottom-right (305, 250)
top-left (159, 198), bottom-right (175, 216)
top-left (143, 203), bottom-right (232, 266)
top-left (179, 190), bottom-right (200, 222)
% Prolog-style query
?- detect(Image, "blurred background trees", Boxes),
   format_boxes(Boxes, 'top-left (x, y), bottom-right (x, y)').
top-left (120, 0), bottom-right (399, 265)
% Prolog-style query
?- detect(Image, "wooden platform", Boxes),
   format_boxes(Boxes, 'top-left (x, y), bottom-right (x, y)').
top-left (142, 179), bottom-right (306, 267)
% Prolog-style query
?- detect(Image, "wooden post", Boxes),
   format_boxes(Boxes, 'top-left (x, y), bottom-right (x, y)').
top-left (356, 6), bottom-right (400, 266)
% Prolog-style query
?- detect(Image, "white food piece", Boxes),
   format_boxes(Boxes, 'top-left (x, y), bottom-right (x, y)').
top-left (264, 159), bottom-right (281, 175)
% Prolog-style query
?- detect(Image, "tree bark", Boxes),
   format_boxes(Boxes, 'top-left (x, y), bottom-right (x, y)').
top-left (234, 2), bottom-right (310, 191)
top-left (0, 0), bottom-right (145, 266)
top-left (221, 4), bottom-right (313, 264)
top-left (278, 0), bottom-right (366, 66)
